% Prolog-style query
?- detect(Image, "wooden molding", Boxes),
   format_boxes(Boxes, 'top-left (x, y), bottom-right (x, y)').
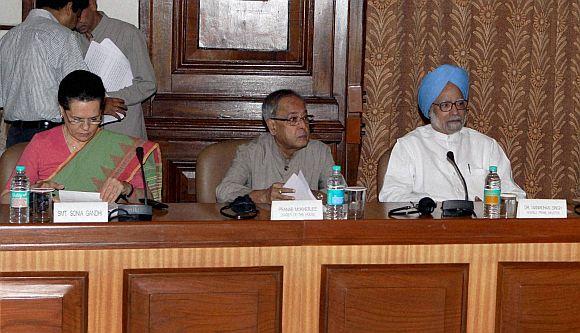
top-left (0, 271), bottom-right (88, 333)
top-left (173, 0), bottom-right (313, 75)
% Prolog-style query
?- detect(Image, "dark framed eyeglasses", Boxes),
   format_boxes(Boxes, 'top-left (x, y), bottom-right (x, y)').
top-left (270, 114), bottom-right (314, 126)
top-left (432, 99), bottom-right (469, 112)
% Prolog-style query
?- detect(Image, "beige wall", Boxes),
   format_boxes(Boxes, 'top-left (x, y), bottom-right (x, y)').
top-left (0, 0), bottom-right (21, 40)
top-left (0, 0), bottom-right (21, 26)
top-left (0, 0), bottom-right (139, 31)
top-left (95, 0), bottom-right (139, 28)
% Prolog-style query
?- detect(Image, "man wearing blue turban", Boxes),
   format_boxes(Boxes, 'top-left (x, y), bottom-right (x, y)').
top-left (378, 64), bottom-right (525, 202)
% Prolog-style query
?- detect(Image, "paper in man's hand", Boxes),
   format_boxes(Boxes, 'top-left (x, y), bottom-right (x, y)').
top-left (283, 171), bottom-right (317, 200)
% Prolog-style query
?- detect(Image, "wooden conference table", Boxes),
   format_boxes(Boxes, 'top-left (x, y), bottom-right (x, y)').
top-left (1, 202), bottom-right (580, 333)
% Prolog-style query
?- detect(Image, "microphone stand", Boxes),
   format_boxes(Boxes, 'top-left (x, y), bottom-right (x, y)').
top-left (441, 151), bottom-right (475, 217)
top-left (116, 147), bottom-right (153, 221)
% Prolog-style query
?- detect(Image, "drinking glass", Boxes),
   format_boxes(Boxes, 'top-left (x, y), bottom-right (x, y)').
top-left (30, 188), bottom-right (54, 223)
top-left (345, 186), bottom-right (366, 219)
top-left (500, 193), bottom-right (517, 218)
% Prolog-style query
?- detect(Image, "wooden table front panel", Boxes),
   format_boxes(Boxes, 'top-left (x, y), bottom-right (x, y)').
top-left (2, 243), bottom-right (580, 332)
top-left (321, 264), bottom-right (469, 332)
top-left (0, 272), bottom-right (88, 333)
top-left (496, 262), bottom-right (580, 332)
top-left (124, 267), bottom-right (283, 333)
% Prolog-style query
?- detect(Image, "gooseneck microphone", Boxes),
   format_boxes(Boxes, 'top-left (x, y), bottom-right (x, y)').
top-left (114, 147), bottom-right (153, 221)
top-left (136, 147), bottom-right (148, 207)
top-left (441, 151), bottom-right (475, 217)
top-left (446, 152), bottom-right (469, 201)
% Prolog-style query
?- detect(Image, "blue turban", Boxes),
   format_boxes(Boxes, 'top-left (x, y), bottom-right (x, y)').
top-left (418, 64), bottom-right (469, 119)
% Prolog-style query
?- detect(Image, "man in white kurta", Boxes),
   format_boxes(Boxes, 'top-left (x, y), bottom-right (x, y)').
top-left (379, 64), bottom-right (525, 202)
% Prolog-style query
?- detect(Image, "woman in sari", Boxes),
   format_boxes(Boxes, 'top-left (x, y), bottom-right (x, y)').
top-left (2, 70), bottom-right (161, 203)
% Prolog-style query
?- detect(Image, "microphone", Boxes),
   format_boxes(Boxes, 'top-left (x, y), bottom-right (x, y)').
top-left (136, 147), bottom-right (148, 206)
top-left (446, 152), bottom-right (468, 201)
top-left (441, 151), bottom-right (475, 217)
top-left (115, 147), bottom-right (153, 221)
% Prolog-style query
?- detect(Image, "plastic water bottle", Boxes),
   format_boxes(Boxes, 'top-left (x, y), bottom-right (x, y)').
top-left (10, 165), bottom-right (30, 224)
top-left (326, 165), bottom-right (347, 219)
top-left (483, 165), bottom-right (501, 218)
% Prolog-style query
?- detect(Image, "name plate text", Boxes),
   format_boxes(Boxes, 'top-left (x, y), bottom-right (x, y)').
top-left (54, 202), bottom-right (108, 223)
top-left (516, 199), bottom-right (567, 219)
top-left (271, 200), bottom-right (324, 220)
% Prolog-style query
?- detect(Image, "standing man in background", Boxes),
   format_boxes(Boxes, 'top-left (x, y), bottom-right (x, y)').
top-left (75, 0), bottom-right (157, 139)
top-left (0, 0), bottom-right (90, 147)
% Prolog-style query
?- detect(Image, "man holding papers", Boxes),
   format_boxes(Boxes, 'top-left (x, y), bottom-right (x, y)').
top-left (216, 90), bottom-right (334, 203)
top-left (75, 0), bottom-right (157, 139)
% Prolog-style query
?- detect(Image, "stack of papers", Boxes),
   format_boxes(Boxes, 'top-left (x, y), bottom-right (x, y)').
top-left (85, 38), bottom-right (132, 125)
top-left (283, 171), bottom-right (317, 200)
top-left (85, 38), bottom-right (133, 91)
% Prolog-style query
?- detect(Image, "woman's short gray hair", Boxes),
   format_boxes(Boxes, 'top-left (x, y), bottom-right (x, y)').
top-left (262, 89), bottom-right (304, 121)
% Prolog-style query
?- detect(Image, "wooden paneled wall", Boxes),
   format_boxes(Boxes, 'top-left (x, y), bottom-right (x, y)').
top-left (138, 0), bottom-right (365, 201)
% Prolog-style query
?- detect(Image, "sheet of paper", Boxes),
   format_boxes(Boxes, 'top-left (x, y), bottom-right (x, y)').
top-left (58, 190), bottom-right (102, 202)
top-left (85, 38), bottom-right (134, 93)
top-left (102, 112), bottom-right (126, 125)
top-left (283, 171), bottom-right (317, 200)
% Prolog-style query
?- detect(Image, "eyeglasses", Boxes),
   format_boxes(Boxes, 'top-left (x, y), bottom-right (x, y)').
top-left (270, 114), bottom-right (314, 126)
top-left (432, 99), bottom-right (469, 112)
top-left (64, 111), bottom-right (102, 126)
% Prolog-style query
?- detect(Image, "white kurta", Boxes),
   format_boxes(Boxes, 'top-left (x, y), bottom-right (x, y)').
top-left (379, 125), bottom-right (526, 203)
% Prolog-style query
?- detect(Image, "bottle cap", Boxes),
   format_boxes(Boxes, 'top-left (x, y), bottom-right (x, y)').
top-left (332, 165), bottom-right (341, 172)
top-left (15, 165), bottom-right (25, 172)
top-left (489, 166), bottom-right (497, 172)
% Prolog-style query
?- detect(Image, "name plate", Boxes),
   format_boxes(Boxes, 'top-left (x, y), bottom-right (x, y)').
top-left (271, 200), bottom-right (324, 220)
top-left (54, 202), bottom-right (109, 223)
top-left (516, 199), bottom-right (567, 219)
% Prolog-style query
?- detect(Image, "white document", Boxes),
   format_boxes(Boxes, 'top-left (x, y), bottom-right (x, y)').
top-left (58, 190), bottom-right (102, 202)
top-left (283, 171), bottom-right (317, 200)
top-left (85, 38), bottom-right (134, 93)
top-left (102, 113), bottom-right (125, 125)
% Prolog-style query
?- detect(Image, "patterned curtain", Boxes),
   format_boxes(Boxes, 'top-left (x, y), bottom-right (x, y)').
top-left (359, 0), bottom-right (580, 202)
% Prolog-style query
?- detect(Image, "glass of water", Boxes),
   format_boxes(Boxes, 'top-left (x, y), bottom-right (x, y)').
top-left (345, 186), bottom-right (367, 219)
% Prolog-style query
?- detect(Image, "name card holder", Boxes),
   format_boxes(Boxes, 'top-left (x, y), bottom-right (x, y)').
top-left (271, 200), bottom-right (324, 220)
top-left (54, 202), bottom-right (109, 223)
top-left (516, 199), bottom-right (567, 219)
